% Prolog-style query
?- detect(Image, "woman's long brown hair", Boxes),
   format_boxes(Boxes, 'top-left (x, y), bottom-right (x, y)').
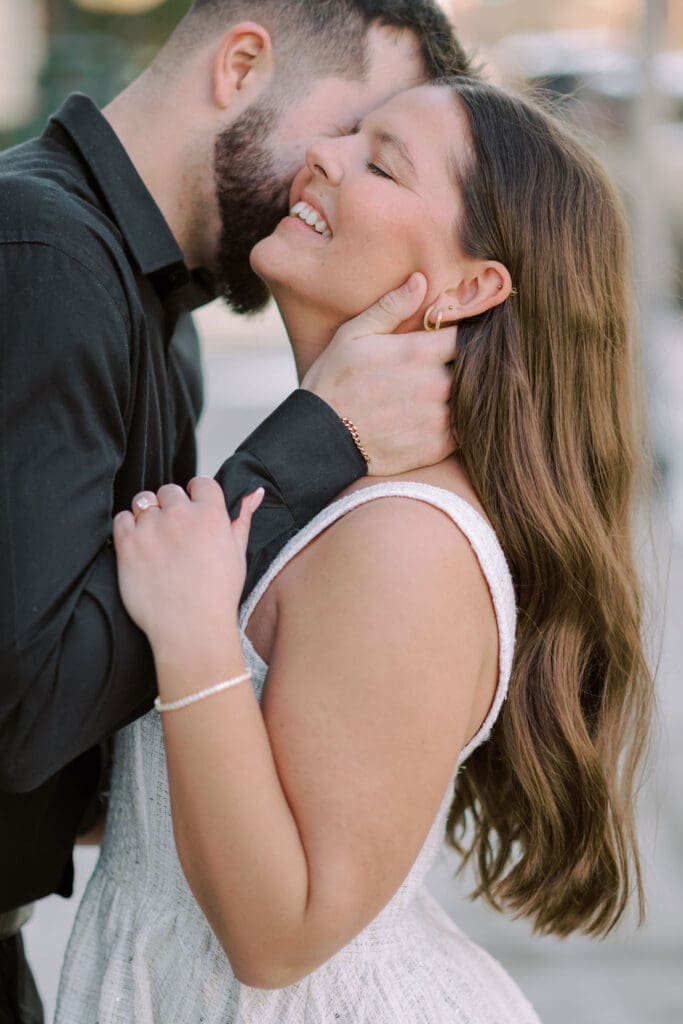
top-left (443, 79), bottom-right (654, 938)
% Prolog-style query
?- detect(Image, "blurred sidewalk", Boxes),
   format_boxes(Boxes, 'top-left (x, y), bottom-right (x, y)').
top-left (24, 314), bottom-right (683, 1023)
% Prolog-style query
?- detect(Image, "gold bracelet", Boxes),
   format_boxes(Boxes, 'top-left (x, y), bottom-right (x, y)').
top-left (341, 417), bottom-right (371, 466)
top-left (154, 671), bottom-right (252, 713)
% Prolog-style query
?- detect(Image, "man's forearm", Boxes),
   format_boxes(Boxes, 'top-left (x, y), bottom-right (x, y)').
top-left (216, 389), bottom-right (366, 599)
top-left (0, 545), bottom-right (155, 792)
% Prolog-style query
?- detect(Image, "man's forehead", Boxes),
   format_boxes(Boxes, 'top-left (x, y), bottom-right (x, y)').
top-left (279, 81), bottom-right (390, 139)
top-left (363, 22), bottom-right (425, 91)
top-left (287, 28), bottom-right (423, 134)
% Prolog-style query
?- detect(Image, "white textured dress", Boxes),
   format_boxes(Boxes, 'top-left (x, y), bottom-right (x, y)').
top-left (55, 482), bottom-right (541, 1024)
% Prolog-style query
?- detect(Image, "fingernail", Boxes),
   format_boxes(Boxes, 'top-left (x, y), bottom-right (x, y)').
top-left (252, 487), bottom-right (265, 502)
top-left (406, 273), bottom-right (421, 293)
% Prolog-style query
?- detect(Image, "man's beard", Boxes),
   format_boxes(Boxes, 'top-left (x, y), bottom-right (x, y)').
top-left (213, 100), bottom-right (292, 315)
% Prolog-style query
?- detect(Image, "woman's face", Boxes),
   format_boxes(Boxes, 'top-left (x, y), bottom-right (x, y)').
top-left (250, 85), bottom-right (470, 326)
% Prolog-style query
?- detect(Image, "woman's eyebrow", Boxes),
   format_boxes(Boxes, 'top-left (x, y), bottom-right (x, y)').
top-left (374, 131), bottom-right (417, 178)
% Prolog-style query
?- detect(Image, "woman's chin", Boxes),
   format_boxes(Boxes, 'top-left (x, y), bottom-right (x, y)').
top-left (250, 229), bottom-right (365, 327)
top-left (249, 235), bottom-right (273, 279)
top-left (249, 231), bottom-right (295, 291)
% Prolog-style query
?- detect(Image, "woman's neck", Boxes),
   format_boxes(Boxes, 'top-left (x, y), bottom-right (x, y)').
top-left (275, 292), bottom-right (345, 382)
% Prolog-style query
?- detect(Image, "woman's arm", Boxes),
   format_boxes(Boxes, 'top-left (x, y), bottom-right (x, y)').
top-left (114, 481), bottom-right (497, 989)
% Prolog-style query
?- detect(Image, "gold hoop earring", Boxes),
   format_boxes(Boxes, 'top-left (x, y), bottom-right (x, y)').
top-left (423, 304), bottom-right (443, 332)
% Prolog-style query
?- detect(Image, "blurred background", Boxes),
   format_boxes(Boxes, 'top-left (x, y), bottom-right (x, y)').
top-left (1, 0), bottom-right (681, 1021)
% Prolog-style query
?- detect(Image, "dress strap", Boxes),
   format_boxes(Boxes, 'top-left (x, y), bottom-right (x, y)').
top-left (239, 481), bottom-right (517, 762)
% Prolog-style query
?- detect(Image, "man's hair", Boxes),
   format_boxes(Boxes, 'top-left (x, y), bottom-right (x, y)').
top-left (355, 1), bottom-right (472, 80)
top-left (167, 0), bottom-right (471, 84)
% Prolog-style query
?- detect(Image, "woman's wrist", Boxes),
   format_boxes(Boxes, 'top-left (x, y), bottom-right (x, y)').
top-left (151, 630), bottom-right (246, 705)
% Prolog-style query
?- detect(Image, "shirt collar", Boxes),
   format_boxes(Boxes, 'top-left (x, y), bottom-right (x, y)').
top-left (47, 93), bottom-right (195, 302)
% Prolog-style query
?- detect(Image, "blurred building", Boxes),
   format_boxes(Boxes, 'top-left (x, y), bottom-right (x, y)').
top-left (0, 0), bottom-right (46, 132)
top-left (443, 0), bottom-right (682, 47)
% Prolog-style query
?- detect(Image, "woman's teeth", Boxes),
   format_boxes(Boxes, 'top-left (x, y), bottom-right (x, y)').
top-left (290, 201), bottom-right (332, 238)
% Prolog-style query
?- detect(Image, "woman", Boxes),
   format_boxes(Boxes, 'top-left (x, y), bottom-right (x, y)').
top-left (56, 78), bottom-right (653, 1022)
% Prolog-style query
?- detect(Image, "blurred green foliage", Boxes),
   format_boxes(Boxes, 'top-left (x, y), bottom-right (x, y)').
top-left (1, 0), bottom-right (192, 148)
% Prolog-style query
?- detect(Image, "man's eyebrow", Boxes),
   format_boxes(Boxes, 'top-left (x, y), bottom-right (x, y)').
top-left (374, 131), bottom-right (417, 177)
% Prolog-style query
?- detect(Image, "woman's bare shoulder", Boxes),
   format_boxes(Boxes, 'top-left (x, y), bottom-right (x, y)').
top-left (248, 457), bottom-right (498, 669)
top-left (280, 461), bottom-right (498, 651)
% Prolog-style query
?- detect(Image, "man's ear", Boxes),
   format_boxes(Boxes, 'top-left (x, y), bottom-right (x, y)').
top-left (213, 22), bottom-right (274, 109)
top-left (433, 261), bottom-right (513, 325)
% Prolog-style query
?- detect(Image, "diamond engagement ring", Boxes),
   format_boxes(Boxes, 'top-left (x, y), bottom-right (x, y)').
top-left (132, 495), bottom-right (161, 521)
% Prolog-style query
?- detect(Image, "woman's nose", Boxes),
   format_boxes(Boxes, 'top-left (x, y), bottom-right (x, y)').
top-left (305, 138), bottom-right (344, 187)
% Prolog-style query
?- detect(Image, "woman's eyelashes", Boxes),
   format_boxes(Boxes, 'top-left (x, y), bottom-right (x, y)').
top-left (366, 161), bottom-right (394, 181)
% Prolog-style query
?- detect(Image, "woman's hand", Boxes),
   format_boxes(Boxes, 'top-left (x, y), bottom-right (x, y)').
top-left (113, 478), bottom-right (264, 656)
top-left (301, 273), bottom-right (457, 475)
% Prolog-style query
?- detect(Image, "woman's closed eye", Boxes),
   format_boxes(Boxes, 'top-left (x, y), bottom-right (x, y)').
top-left (366, 161), bottom-right (395, 181)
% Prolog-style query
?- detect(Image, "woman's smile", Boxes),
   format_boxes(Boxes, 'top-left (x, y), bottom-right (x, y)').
top-left (288, 200), bottom-right (332, 237)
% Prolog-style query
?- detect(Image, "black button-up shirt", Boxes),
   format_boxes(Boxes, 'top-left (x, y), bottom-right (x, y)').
top-left (0, 94), bottom-right (365, 911)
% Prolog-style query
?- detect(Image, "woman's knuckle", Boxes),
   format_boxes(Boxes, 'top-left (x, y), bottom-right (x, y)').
top-left (376, 293), bottom-right (397, 317)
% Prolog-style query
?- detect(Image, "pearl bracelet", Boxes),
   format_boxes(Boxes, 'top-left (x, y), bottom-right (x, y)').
top-left (154, 671), bottom-right (252, 713)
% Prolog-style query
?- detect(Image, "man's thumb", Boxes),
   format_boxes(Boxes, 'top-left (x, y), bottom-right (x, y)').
top-left (344, 273), bottom-right (427, 339)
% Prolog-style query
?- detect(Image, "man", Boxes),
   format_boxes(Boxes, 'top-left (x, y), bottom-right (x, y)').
top-left (0, 1), bottom-right (470, 1019)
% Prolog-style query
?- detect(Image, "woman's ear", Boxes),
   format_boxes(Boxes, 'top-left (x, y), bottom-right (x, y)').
top-left (213, 22), bottom-right (274, 109)
top-left (432, 261), bottom-right (513, 326)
